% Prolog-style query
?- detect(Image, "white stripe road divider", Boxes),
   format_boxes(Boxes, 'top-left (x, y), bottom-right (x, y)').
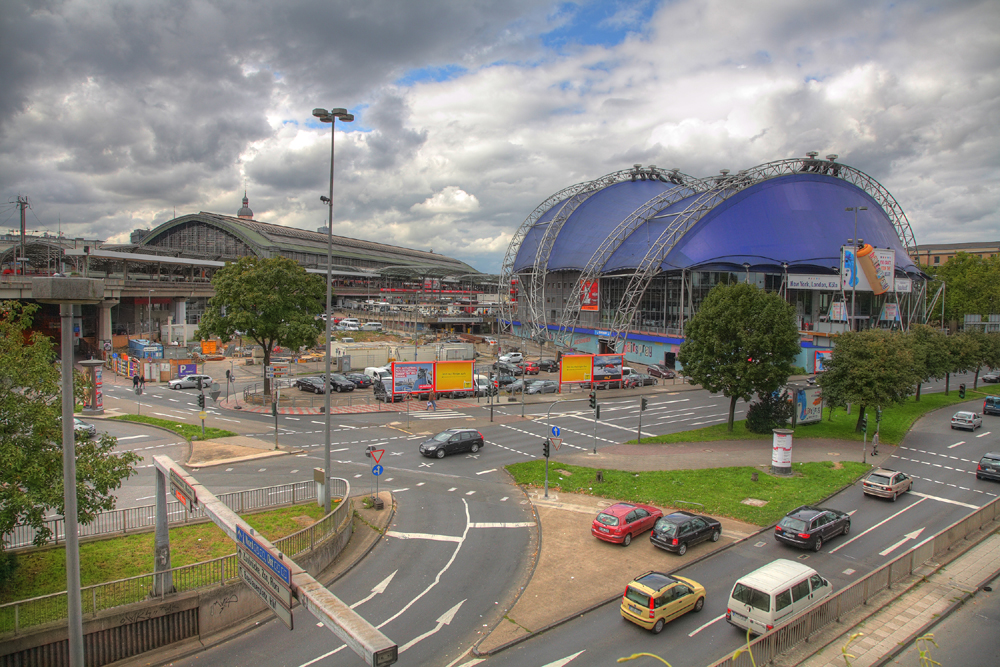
top-left (829, 498), bottom-right (927, 554)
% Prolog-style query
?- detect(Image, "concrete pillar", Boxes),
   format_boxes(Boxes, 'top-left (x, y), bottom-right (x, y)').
top-left (173, 298), bottom-right (187, 346)
top-left (98, 299), bottom-right (119, 343)
top-left (153, 469), bottom-right (174, 595)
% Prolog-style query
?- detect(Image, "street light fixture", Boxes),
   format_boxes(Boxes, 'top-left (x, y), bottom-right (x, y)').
top-left (846, 206), bottom-right (868, 331)
top-left (313, 106), bottom-right (354, 514)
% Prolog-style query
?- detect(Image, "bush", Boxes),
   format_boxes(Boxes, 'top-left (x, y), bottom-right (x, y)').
top-left (0, 551), bottom-right (18, 592)
top-left (746, 390), bottom-right (794, 433)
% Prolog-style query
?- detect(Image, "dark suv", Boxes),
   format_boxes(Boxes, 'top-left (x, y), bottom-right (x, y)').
top-left (649, 511), bottom-right (721, 556)
top-left (976, 452), bottom-right (1000, 482)
top-left (418, 428), bottom-right (485, 458)
top-left (774, 505), bottom-right (851, 551)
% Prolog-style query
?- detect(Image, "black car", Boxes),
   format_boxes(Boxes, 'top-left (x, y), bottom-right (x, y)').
top-left (294, 377), bottom-right (327, 393)
top-left (494, 361), bottom-right (522, 376)
top-left (625, 373), bottom-right (656, 388)
top-left (774, 505), bottom-right (851, 551)
top-left (538, 359), bottom-right (560, 372)
top-left (345, 372), bottom-right (372, 389)
top-left (492, 373), bottom-right (517, 388)
top-left (649, 511), bottom-right (722, 555)
top-left (322, 373), bottom-right (356, 392)
top-left (976, 452), bottom-right (1000, 482)
top-left (418, 428), bottom-right (485, 458)
top-left (647, 364), bottom-right (675, 379)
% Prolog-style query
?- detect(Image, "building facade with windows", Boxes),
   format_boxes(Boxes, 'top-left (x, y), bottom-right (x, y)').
top-left (909, 241), bottom-right (1000, 267)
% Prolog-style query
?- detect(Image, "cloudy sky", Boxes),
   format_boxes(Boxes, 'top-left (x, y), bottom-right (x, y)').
top-left (1, 0), bottom-right (997, 273)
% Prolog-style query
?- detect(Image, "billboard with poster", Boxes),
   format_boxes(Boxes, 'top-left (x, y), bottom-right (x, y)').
top-left (580, 281), bottom-right (599, 311)
top-left (796, 386), bottom-right (823, 424)
top-left (435, 360), bottom-right (474, 392)
top-left (593, 354), bottom-right (624, 383)
top-left (879, 303), bottom-right (900, 322)
top-left (841, 245), bottom-right (896, 295)
top-left (814, 350), bottom-right (833, 372)
top-left (391, 362), bottom-right (434, 394)
top-left (559, 355), bottom-right (593, 384)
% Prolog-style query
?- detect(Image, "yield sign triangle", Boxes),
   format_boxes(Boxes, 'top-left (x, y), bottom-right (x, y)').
top-left (371, 449), bottom-right (385, 464)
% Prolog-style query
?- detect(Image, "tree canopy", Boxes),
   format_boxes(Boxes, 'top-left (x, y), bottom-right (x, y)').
top-left (0, 302), bottom-right (141, 553)
top-left (196, 256), bottom-right (325, 393)
top-left (928, 253), bottom-right (1000, 325)
top-left (817, 329), bottom-right (920, 431)
top-left (678, 283), bottom-right (801, 431)
top-left (905, 324), bottom-right (950, 401)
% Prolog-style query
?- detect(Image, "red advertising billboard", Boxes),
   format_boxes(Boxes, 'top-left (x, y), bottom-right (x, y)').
top-left (580, 280), bottom-right (599, 311)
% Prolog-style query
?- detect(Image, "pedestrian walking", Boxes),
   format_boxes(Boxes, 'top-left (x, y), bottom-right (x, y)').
top-left (427, 390), bottom-right (437, 412)
top-left (132, 374), bottom-right (140, 389)
top-left (871, 431), bottom-right (879, 457)
top-left (139, 374), bottom-right (146, 390)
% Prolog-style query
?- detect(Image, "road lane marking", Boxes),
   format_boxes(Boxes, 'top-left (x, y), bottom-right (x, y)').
top-left (469, 522), bottom-right (534, 528)
top-left (689, 613), bottom-right (726, 637)
top-left (879, 528), bottom-right (926, 556)
top-left (349, 571), bottom-right (397, 609)
top-left (116, 435), bottom-right (149, 441)
top-left (978, 431), bottom-right (992, 437)
top-left (540, 651), bottom-right (586, 666)
top-left (398, 599), bottom-right (466, 653)
top-left (392, 488), bottom-right (409, 493)
top-left (385, 531), bottom-right (462, 543)
top-left (948, 441), bottom-right (966, 449)
top-left (829, 498), bottom-right (927, 553)
top-left (476, 469), bottom-right (497, 475)
top-left (910, 491), bottom-right (980, 509)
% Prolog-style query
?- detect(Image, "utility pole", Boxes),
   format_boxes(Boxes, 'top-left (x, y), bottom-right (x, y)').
top-left (17, 196), bottom-right (29, 276)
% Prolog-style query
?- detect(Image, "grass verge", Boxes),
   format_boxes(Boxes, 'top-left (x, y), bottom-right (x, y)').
top-left (629, 389), bottom-right (986, 446)
top-left (109, 414), bottom-right (237, 440)
top-left (506, 460), bottom-right (869, 526)
top-left (0, 502), bottom-right (330, 606)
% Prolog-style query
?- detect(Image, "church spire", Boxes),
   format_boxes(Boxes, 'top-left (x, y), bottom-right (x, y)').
top-left (237, 190), bottom-right (254, 220)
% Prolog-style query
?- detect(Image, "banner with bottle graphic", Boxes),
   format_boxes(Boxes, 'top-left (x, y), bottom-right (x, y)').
top-left (841, 245), bottom-right (896, 295)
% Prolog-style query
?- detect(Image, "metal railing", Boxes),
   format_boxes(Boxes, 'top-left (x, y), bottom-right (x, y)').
top-left (0, 479), bottom-right (350, 635)
top-left (3, 480), bottom-right (316, 550)
top-left (706, 495), bottom-right (1000, 667)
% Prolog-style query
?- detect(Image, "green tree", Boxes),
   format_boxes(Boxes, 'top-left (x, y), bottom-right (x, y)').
top-left (905, 324), bottom-right (950, 402)
top-left (929, 253), bottom-right (1000, 326)
top-left (817, 329), bottom-right (920, 431)
top-left (943, 331), bottom-right (980, 395)
top-left (0, 302), bottom-right (141, 555)
top-left (968, 331), bottom-right (1000, 389)
top-left (195, 256), bottom-right (325, 395)
top-left (678, 283), bottom-right (800, 431)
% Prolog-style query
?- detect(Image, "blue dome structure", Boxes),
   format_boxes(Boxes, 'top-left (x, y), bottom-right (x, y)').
top-left (500, 157), bottom-right (926, 370)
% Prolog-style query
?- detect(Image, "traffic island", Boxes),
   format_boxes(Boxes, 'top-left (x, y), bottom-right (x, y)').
top-left (187, 435), bottom-right (299, 468)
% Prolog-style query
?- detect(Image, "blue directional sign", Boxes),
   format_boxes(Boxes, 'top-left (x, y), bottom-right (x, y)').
top-left (372, 464), bottom-right (384, 476)
top-left (236, 524), bottom-right (291, 585)
top-left (551, 426), bottom-right (561, 437)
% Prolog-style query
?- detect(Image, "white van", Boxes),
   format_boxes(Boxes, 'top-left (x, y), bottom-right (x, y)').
top-left (726, 559), bottom-right (832, 635)
top-left (364, 366), bottom-right (391, 383)
top-left (362, 321), bottom-right (383, 331)
top-left (473, 374), bottom-right (495, 396)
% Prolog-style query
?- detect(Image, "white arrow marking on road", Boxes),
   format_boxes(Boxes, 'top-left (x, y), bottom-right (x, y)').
top-left (910, 491), bottom-right (980, 509)
top-left (829, 498), bottom-right (926, 553)
top-left (476, 468), bottom-right (497, 475)
top-left (349, 570), bottom-right (397, 609)
top-left (540, 650), bottom-right (586, 666)
top-left (879, 528), bottom-right (926, 556)
top-left (689, 613), bottom-right (726, 636)
top-left (398, 599), bottom-right (466, 653)
top-left (116, 435), bottom-right (149, 441)
top-left (948, 441), bottom-right (966, 449)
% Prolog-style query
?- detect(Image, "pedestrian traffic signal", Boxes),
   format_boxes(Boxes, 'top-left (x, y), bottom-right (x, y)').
top-left (959, 383), bottom-right (966, 399)
top-left (861, 415), bottom-right (868, 433)
top-left (589, 391), bottom-right (597, 410)
top-left (542, 438), bottom-right (551, 458)
top-left (641, 397), bottom-right (648, 412)
top-left (198, 394), bottom-right (205, 409)
top-left (876, 407), bottom-right (882, 423)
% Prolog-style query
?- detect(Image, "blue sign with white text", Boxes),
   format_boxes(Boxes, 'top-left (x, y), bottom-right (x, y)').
top-left (236, 524), bottom-right (290, 584)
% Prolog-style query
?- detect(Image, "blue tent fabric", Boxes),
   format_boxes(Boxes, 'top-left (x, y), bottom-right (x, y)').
top-left (520, 172), bottom-right (920, 277)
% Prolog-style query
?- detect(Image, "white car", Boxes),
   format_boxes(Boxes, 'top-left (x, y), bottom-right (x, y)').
top-left (951, 411), bottom-right (983, 431)
top-left (168, 374), bottom-right (213, 389)
top-left (500, 352), bottom-right (523, 364)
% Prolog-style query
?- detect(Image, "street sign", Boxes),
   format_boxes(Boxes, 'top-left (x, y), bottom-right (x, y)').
top-left (198, 411), bottom-right (207, 420)
top-left (271, 363), bottom-right (290, 378)
top-left (238, 563), bottom-right (293, 630)
top-left (371, 449), bottom-right (385, 464)
top-left (551, 426), bottom-right (560, 437)
top-left (236, 524), bottom-right (291, 585)
top-left (372, 464), bottom-right (384, 476)
top-left (238, 546), bottom-right (293, 607)
top-left (169, 469), bottom-right (197, 508)
top-left (551, 437), bottom-right (563, 451)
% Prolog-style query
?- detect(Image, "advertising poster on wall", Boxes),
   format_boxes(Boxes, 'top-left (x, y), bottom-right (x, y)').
top-left (828, 301), bottom-right (847, 322)
top-left (559, 355), bottom-right (593, 384)
top-left (580, 280), bottom-right (599, 311)
top-left (435, 360), bottom-right (473, 392)
top-left (814, 350), bottom-right (833, 372)
top-left (796, 387), bottom-right (823, 424)
top-left (841, 245), bottom-right (896, 294)
top-left (392, 362), bottom-right (435, 394)
top-left (593, 354), bottom-right (624, 383)
top-left (879, 303), bottom-right (900, 322)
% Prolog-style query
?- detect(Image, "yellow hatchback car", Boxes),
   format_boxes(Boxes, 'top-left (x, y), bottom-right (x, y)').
top-left (620, 571), bottom-right (707, 633)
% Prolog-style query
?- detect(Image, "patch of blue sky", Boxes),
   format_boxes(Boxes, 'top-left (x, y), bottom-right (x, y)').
top-left (541, 0), bottom-right (659, 52)
top-left (300, 105), bottom-right (370, 132)
top-left (396, 64), bottom-right (468, 87)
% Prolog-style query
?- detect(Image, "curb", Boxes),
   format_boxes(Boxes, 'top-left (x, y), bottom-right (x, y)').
top-left (323, 492), bottom-right (397, 586)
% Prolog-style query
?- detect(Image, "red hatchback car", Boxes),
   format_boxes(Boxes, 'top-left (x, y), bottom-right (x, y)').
top-left (522, 361), bottom-right (540, 375)
top-left (592, 502), bottom-right (663, 546)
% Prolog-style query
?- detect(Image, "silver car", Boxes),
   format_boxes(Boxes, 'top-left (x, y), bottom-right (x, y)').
top-left (168, 374), bottom-right (213, 389)
top-left (73, 418), bottom-right (97, 438)
top-left (525, 380), bottom-right (559, 394)
top-left (951, 411), bottom-right (982, 431)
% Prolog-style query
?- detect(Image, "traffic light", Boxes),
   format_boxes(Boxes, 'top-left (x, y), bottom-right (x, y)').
top-left (641, 397), bottom-right (648, 412)
top-left (861, 415), bottom-right (868, 433)
top-left (876, 407), bottom-right (882, 423)
top-left (959, 383), bottom-right (966, 399)
top-left (197, 394), bottom-right (205, 409)
top-left (589, 391), bottom-right (597, 410)
top-left (542, 438), bottom-right (551, 458)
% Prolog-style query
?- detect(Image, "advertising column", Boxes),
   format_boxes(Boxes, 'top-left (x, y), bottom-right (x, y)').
top-left (771, 429), bottom-right (794, 475)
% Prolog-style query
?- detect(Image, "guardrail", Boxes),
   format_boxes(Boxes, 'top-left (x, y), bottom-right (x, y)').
top-left (705, 495), bottom-right (1000, 667)
top-left (0, 479), bottom-right (350, 635)
top-left (3, 480), bottom-right (316, 551)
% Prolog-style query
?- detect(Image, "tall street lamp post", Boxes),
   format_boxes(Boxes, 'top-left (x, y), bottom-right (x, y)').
top-left (313, 106), bottom-right (354, 514)
top-left (32, 276), bottom-right (105, 667)
top-left (846, 206), bottom-right (868, 332)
